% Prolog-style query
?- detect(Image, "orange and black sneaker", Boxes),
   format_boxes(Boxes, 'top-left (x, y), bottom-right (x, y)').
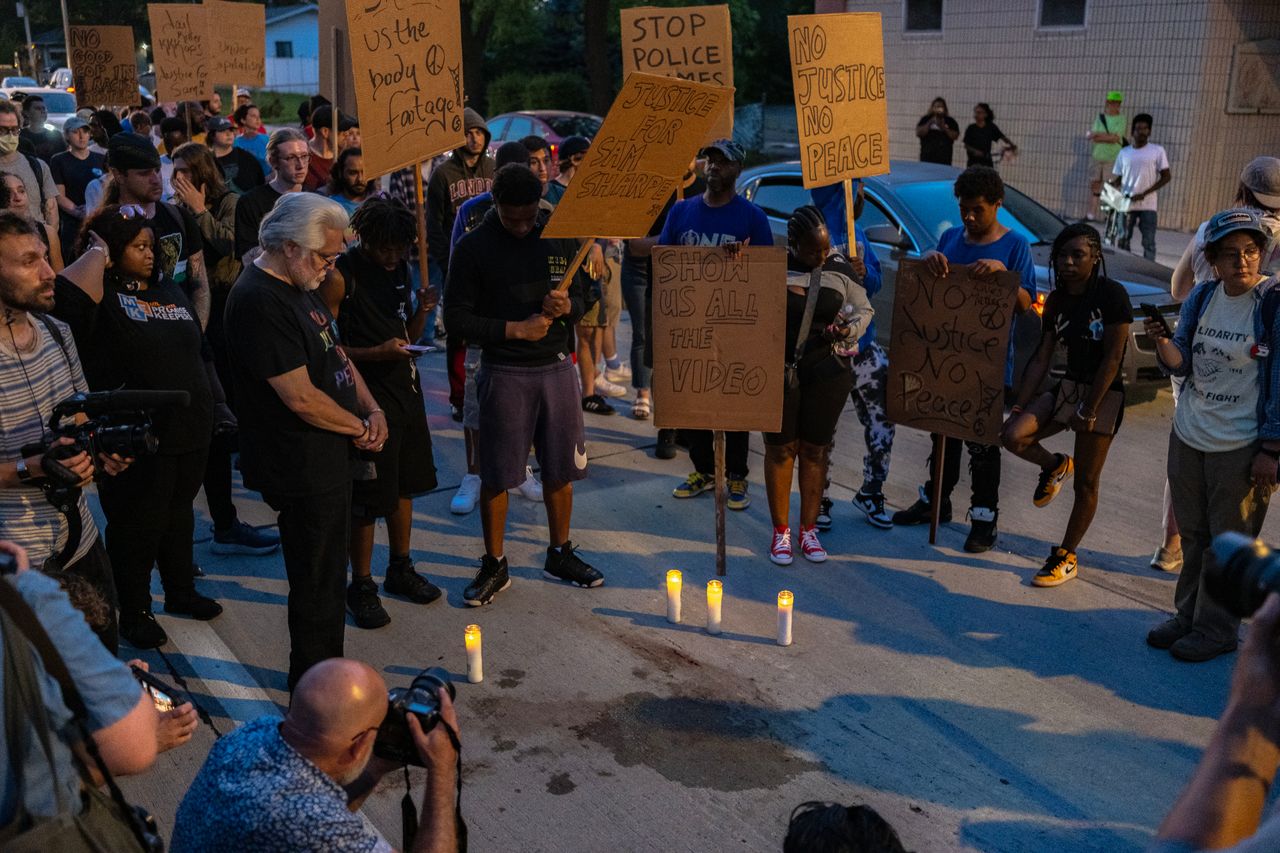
top-left (1032, 454), bottom-right (1073, 507)
top-left (1032, 547), bottom-right (1078, 587)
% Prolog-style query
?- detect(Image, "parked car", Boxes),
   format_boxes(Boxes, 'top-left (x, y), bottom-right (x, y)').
top-left (48, 68), bottom-right (72, 90)
top-left (0, 76), bottom-right (38, 88)
top-left (0, 87), bottom-right (78, 132)
top-left (486, 110), bottom-right (603, 169)
top-left (737, 160), bottom-right (1179, 390)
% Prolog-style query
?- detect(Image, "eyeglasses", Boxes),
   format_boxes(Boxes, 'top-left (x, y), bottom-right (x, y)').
top-left (349, 726), bottom-right (378, 743)
top-left (1216, 247), bottom-right (1262, 263)
top-left (278, 154), bottom-right (310, 166)
top-left (310, 248), bottom-right (341, 269)
top-left (0, 127), bottom-right (19, 137)
top-left (119, 204), bottom-right (148, 220)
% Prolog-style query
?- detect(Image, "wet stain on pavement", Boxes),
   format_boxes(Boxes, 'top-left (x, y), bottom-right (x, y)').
top-left (498, 669), bottom-right (526, 689)
top-left (492, 736), bottom-right (517, 753)
top-left (546, 772), bottom-right (576, 795)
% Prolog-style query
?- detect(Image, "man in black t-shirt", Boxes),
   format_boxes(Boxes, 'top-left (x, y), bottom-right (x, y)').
top-left (50, 116), bottom-right (106, 261)
top-left (225, 193), bottom-right (388, 690)
top-left (17, 96), bottom-right (66, 163)
top-left (234, 128), bottom-right (309, 264)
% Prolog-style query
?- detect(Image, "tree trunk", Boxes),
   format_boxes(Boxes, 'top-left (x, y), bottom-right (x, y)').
top-left (460, 1), bottom-right (496, 113)
top-left (583, 0), bottom-right (611, 115)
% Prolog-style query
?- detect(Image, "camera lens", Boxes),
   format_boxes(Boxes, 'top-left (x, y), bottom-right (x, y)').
top-left (411, 666), bottom-right (456, 702)
top-left (1208, 532), bottom-right (1280, 618)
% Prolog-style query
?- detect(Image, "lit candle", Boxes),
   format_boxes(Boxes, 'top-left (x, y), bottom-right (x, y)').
top-left (464, 624), bottom-right (483, 683)
top-left (666, 570), bottom-right (683, 623)
top-left (777, 590), bottom-right (793, 646)
top-left (706, 580), bottom-right (723, 635)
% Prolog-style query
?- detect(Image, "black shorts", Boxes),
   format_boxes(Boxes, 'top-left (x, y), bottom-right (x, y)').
top-left (351, 404), bottom-right (437, 519)
top-left (764, 360), bottom-right (853, 447)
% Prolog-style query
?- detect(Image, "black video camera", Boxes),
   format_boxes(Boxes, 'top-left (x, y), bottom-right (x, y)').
top-left (1209, 532), bottom-right (1280, 618)
top-left (373, 666), bottom-right (455, 767)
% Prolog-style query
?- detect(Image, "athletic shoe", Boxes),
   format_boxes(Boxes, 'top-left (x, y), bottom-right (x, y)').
top-left (515, 466), bottom-right (543, 501)
top-left (1170, 630), bottom-right (1238, 662)
top-left (1033, 454), bottom-right (1073, 507)
top-left (799, 526), bottom-right (827, 563)
top-left (892, 486), bottom-right (952, 526)
top-left (120, 611), bottom-right (168, 649)
top-left (727, 478), bottom-right (751, 510)
top-left (673, 472), bottom-right (713, 499)
top-left (210, 520), bottom-right (280, 556)
top-left (450, 474), bottom-right (481, 515)
top-left (594, 376), bottom-right (628, 398)
top-left (1032, 547), bottom-right (1078, 587)
top-left (383, 560), bottom-right (442, 605)
top-left (853, 490), bottom-right (892, 529)
top-left (450, 404), bottom-right (463, 423)
top-left (543, 542), bottom-right (605, 588)
top-left (655, 429), bottom-right (678, 460)
top-left (964, 507), bottom-right (998, 553)
top-left (604, 362), bottom-right (632, 383)
top-left (582, 394), bottom-right (617, 415)
top-left (1150, 546), bottom-right (1183, 573)
top-left (165, 592), bottom-right (223, 620)
top-left (1147, 617), bottom-right (1192, 649)
top-left (815, 497), bottom-right (833, 532)
top-left (347, 577), bottom-right (391, 628)
top-left (769, 527), bottom-right (793, 566)
top-left (464, 555), bottom-right (511, 606)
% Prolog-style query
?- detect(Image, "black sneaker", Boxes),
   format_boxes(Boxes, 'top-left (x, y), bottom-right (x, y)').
top-left (964, 507), bottom-right (998, 553)
top-left (165, 592), bottom-right (223, 620)
top-left (450, 404), bottom-right (463, 423)
top-left (815, 497), bottom-right (833, 532)
top-left (211, 520), bottom-right (281, 556)
top-left (383, 560), bottom-right (442, 605)
top-left (544, 542), bottom-right (604, 588)
top-left (120, 611), bottom-right (168, 649)
top-left (464, 555), bottom-right (511, 606)
top-left (582, 394), bottom-right (616, 415)
top-left (853, 490), bottom-right (893, 529)
top-left (347, 577), bottom-right (391, 628)
top-left (655, 429), bottom-right (678, 460)
top-left (892, 487), bottom-right (952, 526)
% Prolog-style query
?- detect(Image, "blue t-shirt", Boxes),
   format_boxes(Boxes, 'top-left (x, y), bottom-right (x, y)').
top-left (657, 194), bottom-right (774, 248)
top-left (235, 133), bottom-right (270, 177)
top-left (451, 191), bottom-right (491, 250)
top-left (0, 571), bottom-right (141, 824)
top-left (936, 225), bottom-right (1039, 384)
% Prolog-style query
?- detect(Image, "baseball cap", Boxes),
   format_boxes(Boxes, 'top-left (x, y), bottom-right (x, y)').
top-left (1106, 90), bottom-right (1123, 102)
top-left (235, 87), bottom-right (251, 98)
top-left (698, 138), bottom-right (746, 163)
top-left (558, 135), bottom-right (590, 162)
top-left (206, 117), bottom-right (233, 133)
top-left (310, 105), bottom-right (358, 132)
top-left (1241, 156), bottom-right (1280, 210)
top-left (1203, 207), bottom-right (1267, 246)
top-left (62, 116), bottom-right (89, 134)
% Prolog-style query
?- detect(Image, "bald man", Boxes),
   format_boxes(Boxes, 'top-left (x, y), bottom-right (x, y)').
top-left (172, 659), bottom-right (460, 852)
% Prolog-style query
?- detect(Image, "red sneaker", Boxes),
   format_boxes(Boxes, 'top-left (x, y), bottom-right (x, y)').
top-left (769, 527), bottom-right (793, 566)
top-left (800, 526), bottom-right (828, 563)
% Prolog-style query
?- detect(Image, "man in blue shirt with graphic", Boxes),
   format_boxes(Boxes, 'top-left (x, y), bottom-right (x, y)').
top-left (891, 167), bottom-right (1037, 552)
top-left (656, 139), bottom-right (773, 510)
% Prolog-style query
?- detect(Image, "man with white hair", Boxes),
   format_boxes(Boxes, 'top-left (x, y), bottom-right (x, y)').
top-left (224, 193), bottom-right (389, 690)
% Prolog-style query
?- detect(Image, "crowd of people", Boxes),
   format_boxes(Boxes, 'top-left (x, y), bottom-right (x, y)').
top-left (0, 77), bottom-right (1276, 851)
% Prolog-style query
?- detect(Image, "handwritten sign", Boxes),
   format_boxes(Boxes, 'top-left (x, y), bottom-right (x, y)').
top-left (621, 5), bottom-right (733, 140)
top-left (147, 4), bottom-right (211, 102)
top-left (206, 0), bottom-right (265, 87)
top-left (69, 26), bottom-right (137, 107)
top-left (345, 0), bottom-right (464, 178)
top-left (886, 260), bottom-right (1020, 444)
top-left (652, 246), bottom-right (786, 433)
top-left (543, 72), bottom-right (733, 239)
top-left (788, 12), bottom-right (888, 188)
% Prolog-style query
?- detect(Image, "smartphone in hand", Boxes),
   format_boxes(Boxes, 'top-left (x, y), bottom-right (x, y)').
top-left (1140, 303), bottom-right (1173, 338)
top-left (131, 665), bottom-right (185, 713)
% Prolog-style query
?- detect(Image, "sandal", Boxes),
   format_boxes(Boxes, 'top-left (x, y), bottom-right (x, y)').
top-left (632, 397), bottom-right (651, 420)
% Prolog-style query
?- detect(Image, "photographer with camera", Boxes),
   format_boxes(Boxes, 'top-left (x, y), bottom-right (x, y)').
top-left (172, 657), bottom-right (461, 852)
top-left (0, 212), bottom-right (131, 652)
top-left (53, 204), bottom-right (220, 649)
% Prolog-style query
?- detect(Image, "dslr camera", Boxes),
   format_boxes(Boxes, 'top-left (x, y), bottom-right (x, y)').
top-left (374, 666), bottom-right (455, 767)
top-left (1209, 532), bottom-right (1280, 618)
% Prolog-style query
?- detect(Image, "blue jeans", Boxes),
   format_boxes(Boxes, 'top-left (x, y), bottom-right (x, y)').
top-left (620, 254), bottom-right (652, 390)
top-left (1121, 210), bottom-right (1158, 261)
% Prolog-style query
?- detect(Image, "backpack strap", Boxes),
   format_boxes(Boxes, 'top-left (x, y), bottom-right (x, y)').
top-left (22, 155), bottom-right (47, 210)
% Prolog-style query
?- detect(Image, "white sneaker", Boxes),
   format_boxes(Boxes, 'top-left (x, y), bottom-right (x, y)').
top-left (594, 376), bottom-right (627, 398)
top-left (604, 362), bottom-right (632, 383)
top-left (514, 466), bottom-right (543, 501)
top-left (450, 474), bottom-right (481, 515)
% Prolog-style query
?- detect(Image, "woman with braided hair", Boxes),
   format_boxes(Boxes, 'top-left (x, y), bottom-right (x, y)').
top-left (1002, 222), bottom-right (1132, 587)
top-left (763, 205), bottom-right (872, 565)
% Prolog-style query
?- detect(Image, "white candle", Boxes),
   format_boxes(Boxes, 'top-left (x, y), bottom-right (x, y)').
top-left (666, 570), bottom-right (683, 623)
top-left (777, 590), bottom-right (793, 646)
top-left (706, 580), bottom-right (723, 635)
top-left (465, 624), bottom-right (483, 683)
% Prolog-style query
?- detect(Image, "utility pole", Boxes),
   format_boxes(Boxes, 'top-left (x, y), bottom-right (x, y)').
top-left (16, 2), bottom-right (36, 78)
top-left (59, 0), bottom-right (72, 82)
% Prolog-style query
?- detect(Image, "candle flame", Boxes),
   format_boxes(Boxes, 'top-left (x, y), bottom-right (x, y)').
top-left (666, 569), bottom-right (683, 587)
top-left (707, 579), bottom-right (723, 601)
top-left (778, 590), bottom-right (794, 607)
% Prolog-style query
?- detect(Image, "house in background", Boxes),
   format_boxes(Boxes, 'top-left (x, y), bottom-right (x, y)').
top-left (264, 3), bottom-right (319, 94)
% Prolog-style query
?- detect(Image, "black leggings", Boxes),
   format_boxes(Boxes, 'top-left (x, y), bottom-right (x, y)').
top-left (202, 432), bottom-right (238, 530)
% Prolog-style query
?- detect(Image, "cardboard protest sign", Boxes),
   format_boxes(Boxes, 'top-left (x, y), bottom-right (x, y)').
top-left (542, 72), bottom-right (733, 239)
top-left (69, 26), bottom-right (137, 108)
top-left (147, 4), bottom-right (212, 102)
top-left (620, 5), bottom-right (733, 140)
top-left (206, 0), bottom-right (265, 87)
top-left (652, 246), bottom-right (786, 433)
top-left (345, 0), bottom-right (465, 178)
top-left (788, 12), bottom-right (889, 188)
top-left (886, 259), bottom-right (1020, 445)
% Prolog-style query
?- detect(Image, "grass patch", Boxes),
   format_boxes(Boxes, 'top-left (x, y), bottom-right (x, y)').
top-left (249, 90), bottom-right (309, 126)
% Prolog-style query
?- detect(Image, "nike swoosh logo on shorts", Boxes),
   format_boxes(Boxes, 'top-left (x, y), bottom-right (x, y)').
top-left (574, 445), bottom-right (588, 470)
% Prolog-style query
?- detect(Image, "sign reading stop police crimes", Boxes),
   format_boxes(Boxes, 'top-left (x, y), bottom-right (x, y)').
top-left (887, 259), bottom-right (1020, 444)
top-left (206, 0), bottom-right (265, 87)
top-left (788, 12), bottom-right (888, 188)
top-left (69, 26), bottom-right (136, 107)
top-left (621, 5), bottom-right (733, 140)
top-left (652, 246), bottom-right (786, 433)
top-left (345, 0), bottom-right (464, 178)
top-left (543, 72), bottom-right (733, 239)
top-left (148, 4), bottom-right (212, 102)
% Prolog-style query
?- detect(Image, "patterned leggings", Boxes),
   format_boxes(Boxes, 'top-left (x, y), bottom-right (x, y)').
top-left (838, 342), bottom-right (895, 493)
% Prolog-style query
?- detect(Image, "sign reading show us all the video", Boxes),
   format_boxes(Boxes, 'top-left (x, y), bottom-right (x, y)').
top-left (886, 259), bottom-right (1020, 445)
top-left (344, 0), bottom-right (465, 178)
top-left (787, 12), bottom-right (889, 188)
top-left (652, 246), bottom-right (786, 434)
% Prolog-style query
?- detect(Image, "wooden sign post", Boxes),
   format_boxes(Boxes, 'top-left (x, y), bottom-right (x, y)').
top-left (652, 245), bottom-right (787, 574)
top-left (147, 4), bottom-right (213, 102)
top-left (68, 26), bottom-right (137, 108)
top-left (886, 259), bottom-right (1021, 543)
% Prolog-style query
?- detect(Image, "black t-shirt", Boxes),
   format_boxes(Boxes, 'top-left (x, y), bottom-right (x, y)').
top-left (1043, 276), bottom-right (1133, 390)
top-left (49, 150), bottom-right (106, 208)
top-left (917, 114), bottom-right (960, 165)
top-left (224, 262), bottom-right (359, 497)
top-left (215, 147), bottom-right (265, 195)
top-left (334, 248), bottom-right (421, 425)
top-left (233, 184), bottom-right (281, 260)
top-left (52, 274), bottom-right (213, 455)
top-left (963, 122), bottom-right (1005, 168)
top-left (19, 128), bottom-right (65, 163)
top-left (146, 202), bottom-right (203, 292)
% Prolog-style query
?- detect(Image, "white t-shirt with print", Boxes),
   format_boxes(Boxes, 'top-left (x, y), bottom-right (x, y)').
top-left (1174, 285), bottom-right (1259, 452)
top-left (1112, 143), bottom-right (1170, 212)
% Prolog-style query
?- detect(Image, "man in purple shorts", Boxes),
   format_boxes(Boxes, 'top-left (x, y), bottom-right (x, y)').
top-left (444, 163), bottom-right (603, 605)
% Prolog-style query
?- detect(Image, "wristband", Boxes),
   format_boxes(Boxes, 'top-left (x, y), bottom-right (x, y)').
top-left (358, 418), bottom-right (370, 439)
top-left (1076, 404), bottom-right (1097, 421)
top-left (367, 408), bottom-right (384, 418)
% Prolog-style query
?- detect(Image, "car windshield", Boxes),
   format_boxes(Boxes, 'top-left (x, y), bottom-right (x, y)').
top-left (546, 115), bottom-right (601, 138)
top-left (4, 77), bottom-right (37, 87)
top-left (20, 91), bottom-right (76, 113)
top-left (891, 180), bottom-right (1065, 247)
